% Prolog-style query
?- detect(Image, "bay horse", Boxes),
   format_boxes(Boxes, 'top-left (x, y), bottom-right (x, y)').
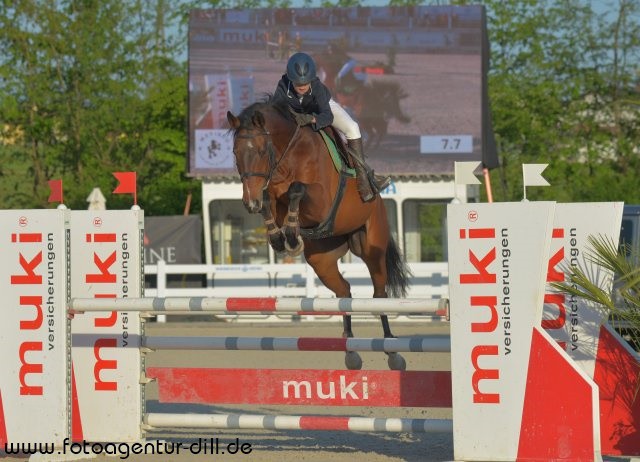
top-left (226, 96), bottom-right (411, 370)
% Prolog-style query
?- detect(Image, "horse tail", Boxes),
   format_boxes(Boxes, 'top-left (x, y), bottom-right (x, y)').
top-left (385, 236), bottom-right (412, 298)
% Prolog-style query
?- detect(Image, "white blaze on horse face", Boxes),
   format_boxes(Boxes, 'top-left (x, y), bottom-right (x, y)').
top-left (242, 176), bottom-right (264, 213)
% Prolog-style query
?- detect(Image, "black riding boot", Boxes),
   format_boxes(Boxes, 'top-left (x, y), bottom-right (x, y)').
top-left (347, 138), bottom-right (391, 202)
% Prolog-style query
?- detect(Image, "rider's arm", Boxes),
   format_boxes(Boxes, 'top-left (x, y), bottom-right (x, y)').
top-left (310, 81), bottom-right (333, 130)
top-left (273, 76), bottom-right (289, 100)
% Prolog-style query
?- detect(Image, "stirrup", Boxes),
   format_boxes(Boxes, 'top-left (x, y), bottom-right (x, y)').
top-left (374, 175), bottom-right (391, 192)
top-left (368, 171), bottom-right (390, 193)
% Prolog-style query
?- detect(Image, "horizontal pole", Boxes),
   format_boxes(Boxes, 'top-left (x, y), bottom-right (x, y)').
top-left (144, 335), bottom-right (451, 353)
top-left (123, 311), bottom-right (443, 317)
top-left (145, 412), bottom-right (453, 433)
top-left (69, 296), bottom-right (449, 316)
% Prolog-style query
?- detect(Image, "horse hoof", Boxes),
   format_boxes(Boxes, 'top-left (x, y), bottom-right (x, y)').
top-left (285, 235), bottom-right (304, 257)
top-left (345, 351), bottom-right (363, 370)
top-left (387, 353), bottom-right (406, 371)
top-left (270, 241), bottom-right (286, 253)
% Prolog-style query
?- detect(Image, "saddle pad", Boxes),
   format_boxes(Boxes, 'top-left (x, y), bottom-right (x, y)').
top-left (319, 130), bottom-right (356, 177)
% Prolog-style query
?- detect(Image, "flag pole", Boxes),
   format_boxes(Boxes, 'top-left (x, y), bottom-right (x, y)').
top-left (482, 168), bottom-right (493, 203)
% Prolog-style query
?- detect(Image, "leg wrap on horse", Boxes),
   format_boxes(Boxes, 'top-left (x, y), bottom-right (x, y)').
top-left (260, 191), bottom-right (286, 253)
top-left (284, 182), bottom-right (306, 257)
top-left (284, 210), bottom-right (304, 256)
top-left (347, 138), bottom-right (391, 202)
top-left (264, 218), bottom-right (286, 253)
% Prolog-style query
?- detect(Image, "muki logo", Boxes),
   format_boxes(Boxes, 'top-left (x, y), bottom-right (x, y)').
top-left (85, 232), bottom-right (118, 391)
top-left (459, 226), bottom-right (501, 404)
top-left (11, 231), bottom-right (44, 395)
top-left (282, 376), bottom-right (369, 400)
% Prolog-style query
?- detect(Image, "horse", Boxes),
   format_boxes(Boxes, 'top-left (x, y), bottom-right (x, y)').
top-left (226, 95), bottom-right (411, 370)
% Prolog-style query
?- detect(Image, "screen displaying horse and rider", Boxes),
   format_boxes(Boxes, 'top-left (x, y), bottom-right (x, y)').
top-left (187, 5), bottom-right (489, 177)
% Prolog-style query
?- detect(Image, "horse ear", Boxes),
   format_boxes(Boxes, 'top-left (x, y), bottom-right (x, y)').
top-left (253, 111), bottom-right (266, 129)
top-left (227, 111), bottom-right (240, 129)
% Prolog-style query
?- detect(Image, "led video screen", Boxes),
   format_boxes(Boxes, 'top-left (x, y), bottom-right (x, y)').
top-left (187, 5), bottom-right (491, 177)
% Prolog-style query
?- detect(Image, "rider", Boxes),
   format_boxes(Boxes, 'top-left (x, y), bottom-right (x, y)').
top-left (273, 52), bottom-right (390, 203)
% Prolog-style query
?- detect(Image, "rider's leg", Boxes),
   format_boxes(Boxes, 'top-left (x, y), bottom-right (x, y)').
top-left (329, 99), bottom-right (390, 202)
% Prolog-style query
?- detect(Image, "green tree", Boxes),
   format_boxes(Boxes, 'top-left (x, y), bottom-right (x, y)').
top-left (0, 0), bottom-right (196, 213)
top-left (484, 0), bottom-right (640, 203)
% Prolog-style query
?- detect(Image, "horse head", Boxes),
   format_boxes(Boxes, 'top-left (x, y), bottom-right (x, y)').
top-left (228, 97), bottom-right (298, 214)
top-left (227, 103), bottom-right (277, 213)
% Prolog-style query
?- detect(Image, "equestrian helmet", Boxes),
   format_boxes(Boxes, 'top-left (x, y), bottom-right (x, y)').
top-left (286, 52), bottom-right (316, 85)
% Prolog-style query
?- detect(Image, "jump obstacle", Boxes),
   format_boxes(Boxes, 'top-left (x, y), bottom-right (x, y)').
top-left (3, 202), bottom-right (640, 461)
top-left (70, 297), bottom-right (455, 428)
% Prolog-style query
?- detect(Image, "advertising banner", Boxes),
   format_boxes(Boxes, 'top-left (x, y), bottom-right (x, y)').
top-left (447, 202), bottom-right (600, 461)
top-left (69, 210), bottom-right (144, 442)
top-left (544, 202), bottom-right (624, 373)
top-left (542, 202), bottom-right (640, 455)
top-left (0, 209), bottom-right (69, 444)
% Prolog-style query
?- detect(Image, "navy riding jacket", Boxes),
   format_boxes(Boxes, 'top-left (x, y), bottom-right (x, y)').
top-left (273, 75), bottom-right (333, 131)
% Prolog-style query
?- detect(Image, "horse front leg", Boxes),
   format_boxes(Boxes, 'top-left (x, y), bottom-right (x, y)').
top-left (260, 190), bottom-right (285, 253)
top-left (283, 182), bottom-right (305, 257)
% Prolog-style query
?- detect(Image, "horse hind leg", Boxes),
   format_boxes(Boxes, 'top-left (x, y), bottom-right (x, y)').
top-left (304, 238), bottom-right (362, 370)
top-left (348, 228), bottom-right (406, 371)
top-left (342, 312), bottom-right (362, 370)
top-left (283, 182), bottom-right (305, 257)
top-left (380, 315), bottom-right (406, 371)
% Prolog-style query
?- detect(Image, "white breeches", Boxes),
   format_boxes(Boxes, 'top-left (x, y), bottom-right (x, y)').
top-left (329, 99), bottom-right (360, 140)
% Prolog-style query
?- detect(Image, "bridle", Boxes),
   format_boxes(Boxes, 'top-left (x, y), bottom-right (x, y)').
top-left (235, 125), bottom-right (300, 187)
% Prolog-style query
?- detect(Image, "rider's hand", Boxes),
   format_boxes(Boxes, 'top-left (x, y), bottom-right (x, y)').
top-left (290, 109), bottom-right (314, 126)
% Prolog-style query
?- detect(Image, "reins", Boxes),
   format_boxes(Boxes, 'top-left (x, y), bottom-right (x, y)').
top-left (237, 124), bottom-right (300, 186)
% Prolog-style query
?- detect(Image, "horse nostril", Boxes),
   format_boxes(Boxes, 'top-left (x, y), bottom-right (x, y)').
top-left (244, 200), bottom-right (262, 214)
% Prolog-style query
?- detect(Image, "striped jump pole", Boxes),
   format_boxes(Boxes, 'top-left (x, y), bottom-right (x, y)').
top-left (69, 296), bottom-right (449, 318)
top-left (143, 335), bottom-right (451, 353)
top-left (145, 413), bottom-right (454, 433)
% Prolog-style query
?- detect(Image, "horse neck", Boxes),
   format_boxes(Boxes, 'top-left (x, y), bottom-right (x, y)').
top-left (268, 119), bottom-right (298, 155)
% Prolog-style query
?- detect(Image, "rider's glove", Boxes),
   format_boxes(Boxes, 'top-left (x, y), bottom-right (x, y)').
top-left (290, 109), bottom-right (314, 126)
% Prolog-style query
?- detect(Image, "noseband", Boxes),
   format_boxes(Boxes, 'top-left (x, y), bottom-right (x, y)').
top-left (236, 125), bottom-right (300, 186)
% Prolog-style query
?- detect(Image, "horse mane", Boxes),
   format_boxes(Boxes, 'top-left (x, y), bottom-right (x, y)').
top-left (229, 94), bottom-right (294, 137)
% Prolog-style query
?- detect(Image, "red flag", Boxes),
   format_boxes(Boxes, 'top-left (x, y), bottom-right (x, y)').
top-left (112, 171), bottom-right (137, 205)
top-left (48, 179), bottom-right (63, 203)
